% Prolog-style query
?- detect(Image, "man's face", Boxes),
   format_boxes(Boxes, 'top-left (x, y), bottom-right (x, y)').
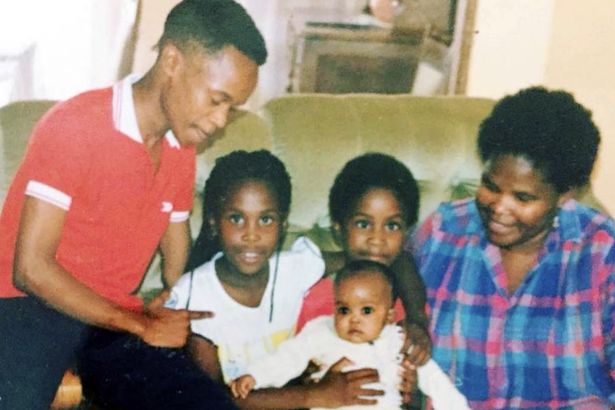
top-left (162, 44), bottom-right (258, 147)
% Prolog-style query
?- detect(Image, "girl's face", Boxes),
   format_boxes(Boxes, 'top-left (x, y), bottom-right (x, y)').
top-left (214, 180), bottom-right (283, 278)
top-left (476, 154), bottom-right (572, 251)
top-left (336, 188), bottom-right (407, 267)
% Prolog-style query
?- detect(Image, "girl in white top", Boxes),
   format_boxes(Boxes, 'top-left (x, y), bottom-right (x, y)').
top-left (231, 260), bottom-right (471, 410)
top-left (166, 150), bottom-right (324, 384)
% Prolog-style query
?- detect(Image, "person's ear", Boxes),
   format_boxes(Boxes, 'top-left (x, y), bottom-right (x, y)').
top-left (276, 219), bottom-right (289, 249)
top-left (207, 217), bottom-right (218, 238)
top-left (282, 219), bottom-right (289, 234)
top-left (386, 307), bottom-right (396, 324)
top-left (159, 42), bottom-right (185, 78)
top-left (331, 222), bottom-right (343, 245)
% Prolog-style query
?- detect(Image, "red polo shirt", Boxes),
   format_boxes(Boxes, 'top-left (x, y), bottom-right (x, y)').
top-left (0, 76), bottom-right (195, 309)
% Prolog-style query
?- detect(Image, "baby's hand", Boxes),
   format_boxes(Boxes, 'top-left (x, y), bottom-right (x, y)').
top-left (230, 375), bottom-right (256, 399)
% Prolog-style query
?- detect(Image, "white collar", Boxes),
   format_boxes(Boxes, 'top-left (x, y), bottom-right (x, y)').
top-left (112, 74), bottom-right (181, 149)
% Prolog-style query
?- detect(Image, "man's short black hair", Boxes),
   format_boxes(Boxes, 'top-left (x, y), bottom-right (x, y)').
top-left (329, 153), bottom-right (420, 227)
top-left (159, 0), bottom-right (267, 65)
top-left (478, 86), bottom-right (600, 193)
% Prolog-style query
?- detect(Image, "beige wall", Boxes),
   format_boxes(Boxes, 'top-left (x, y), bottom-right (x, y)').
top-left (544, 0), bottom-right (615, 215)
top-left (466, 0), bottom-right (555, 97)
top-left (131, 0), bottom-right (180, 75)
top-left (466, 0), bottom-right (615, 215)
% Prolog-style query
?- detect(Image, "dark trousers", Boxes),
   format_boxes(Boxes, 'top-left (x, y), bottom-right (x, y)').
top-left (78, 328), bottom-right (237, 409)
top-left (0, 297), bottom-right (87, 410)
top-left (0, 297), bottom-right (237, 410)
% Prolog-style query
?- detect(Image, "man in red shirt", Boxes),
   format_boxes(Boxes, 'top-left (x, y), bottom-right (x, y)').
top-left (0, 1), bottom-right (265, 408)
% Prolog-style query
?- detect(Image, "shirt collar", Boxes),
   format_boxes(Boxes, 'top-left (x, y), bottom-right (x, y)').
top-left (112, 74), bottom-right (181, 149)
top-left (552, 198), bottom-right (582, 244)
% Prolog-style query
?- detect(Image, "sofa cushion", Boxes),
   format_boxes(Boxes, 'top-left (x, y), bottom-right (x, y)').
top-left (0, 100), bottom-right (57, 207)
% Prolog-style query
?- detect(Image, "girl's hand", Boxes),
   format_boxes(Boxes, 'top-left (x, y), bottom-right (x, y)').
top-left (397, 322), bottom-right (431, 404)
top-left (296, 359), bottom-right (323, 386)
top-left (403, 322), bottom-right (432, 367)
top-left (230, 375), bottom-right (255, 399)
top-left (399, 357), bottom-right (418, 404)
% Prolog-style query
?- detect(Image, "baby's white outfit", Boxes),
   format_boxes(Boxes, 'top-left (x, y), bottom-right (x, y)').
top-left (245, 316), bottom-right (471, 410)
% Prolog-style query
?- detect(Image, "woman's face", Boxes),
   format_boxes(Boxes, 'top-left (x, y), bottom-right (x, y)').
top-left (476, 154), bottom-right (571, 251)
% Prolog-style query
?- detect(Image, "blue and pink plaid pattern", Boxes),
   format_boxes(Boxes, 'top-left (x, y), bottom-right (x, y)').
top-left (411, 198), bottom-right (615, 409)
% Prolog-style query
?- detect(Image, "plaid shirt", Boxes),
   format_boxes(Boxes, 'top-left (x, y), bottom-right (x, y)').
top-left (411, 198), bottom-right (615, 409)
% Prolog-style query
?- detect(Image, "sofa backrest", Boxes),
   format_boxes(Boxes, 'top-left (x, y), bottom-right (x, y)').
top-left (0, 100), bottom-right (57, 206)
top-left (262, 94), bottom-right (496, 230)
top-left (1, 95), bottom-right (605, 241)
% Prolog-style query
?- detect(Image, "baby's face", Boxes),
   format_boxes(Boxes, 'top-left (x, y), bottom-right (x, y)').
top-left (334, 272), bottom-right (394, 344)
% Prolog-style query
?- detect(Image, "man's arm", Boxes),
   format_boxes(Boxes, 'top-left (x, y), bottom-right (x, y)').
top-left (13, 197), bottom-right (206, 347)
top-left (159, 220), bottom-right (191, 288)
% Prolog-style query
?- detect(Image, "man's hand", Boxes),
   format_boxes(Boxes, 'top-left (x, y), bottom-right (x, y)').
top-left (140, 290), bottom-right (213, 348)
top-left (310, 357), bottom-right (383, 408)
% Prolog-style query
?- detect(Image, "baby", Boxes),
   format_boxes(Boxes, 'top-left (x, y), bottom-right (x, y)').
top-left (231, 260), bottom-right (470, 410)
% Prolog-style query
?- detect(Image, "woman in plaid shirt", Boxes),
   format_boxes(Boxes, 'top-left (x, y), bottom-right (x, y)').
top-left (411, 87), bottom-right (615, 409)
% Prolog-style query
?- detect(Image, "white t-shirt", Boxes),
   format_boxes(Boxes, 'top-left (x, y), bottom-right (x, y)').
top-left (166, 237), bottom-right (325, 382)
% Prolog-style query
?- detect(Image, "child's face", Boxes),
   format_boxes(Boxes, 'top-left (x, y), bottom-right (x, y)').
top-left (214, 180), bottom-right (283, 277)
top-left (337, 188), bottom-right (407, 267)
top-left (334, 272), bottom-right (394, 344)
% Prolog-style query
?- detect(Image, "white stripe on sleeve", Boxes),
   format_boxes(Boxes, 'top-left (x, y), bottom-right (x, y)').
top-left (25, 180), bottom-right (72, 210)
top-left (170, 211), bottom-right (190, 223)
